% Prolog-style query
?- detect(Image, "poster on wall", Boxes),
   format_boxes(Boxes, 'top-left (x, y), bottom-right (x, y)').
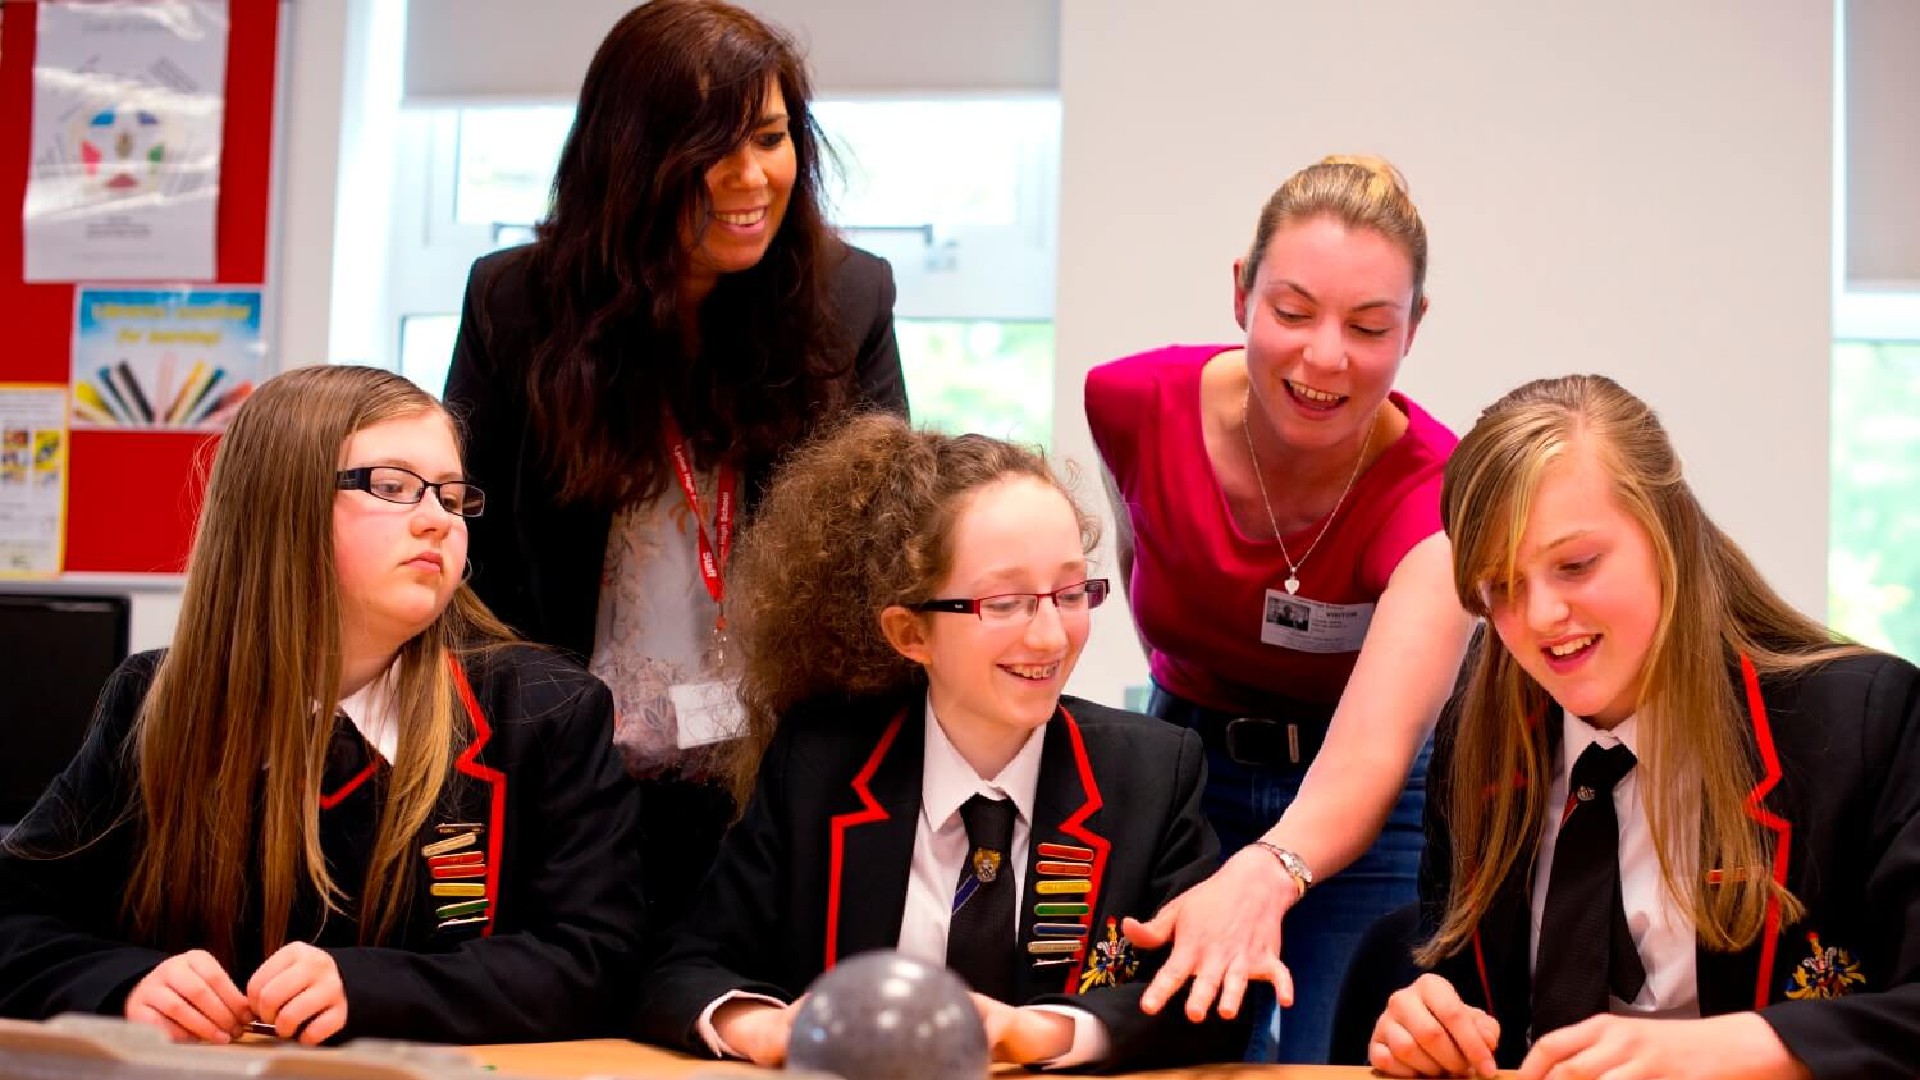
top-left (22, 0), bottom-right (229, 282)
top-left (70, 286), bottom-right (262, 430)
top-left (0, 386), bottom-right (69, 578)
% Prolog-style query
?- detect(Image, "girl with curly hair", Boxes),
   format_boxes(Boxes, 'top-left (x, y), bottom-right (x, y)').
top-left (633, 414), bottom-right (1245, 1071)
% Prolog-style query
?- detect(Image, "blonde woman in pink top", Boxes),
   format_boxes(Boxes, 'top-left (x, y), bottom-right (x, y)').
top-left (1084, 155), bottom-right (1474, 1063)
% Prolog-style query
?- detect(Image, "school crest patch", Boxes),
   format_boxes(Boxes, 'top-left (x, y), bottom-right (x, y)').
top-left (1784, 932), bottom-right (1865, 1000)
top-left (1077, 916), bottom-right (1139, 992)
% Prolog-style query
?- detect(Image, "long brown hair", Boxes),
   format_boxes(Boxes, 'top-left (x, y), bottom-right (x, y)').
top-left (1421, 374), bottom-right (1852, 965)
top-left (1239, 153), bottom-right (1428, 308)
top-left (519, 0), bottom-right (852, 508)
top-left (717, 414), bottom-right (1098, 806)
top-left (126, 365), bottom-right (512, 964)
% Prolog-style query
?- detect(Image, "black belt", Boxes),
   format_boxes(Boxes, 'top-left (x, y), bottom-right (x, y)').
top-left (1147, 684), bottom-right (1334, 771)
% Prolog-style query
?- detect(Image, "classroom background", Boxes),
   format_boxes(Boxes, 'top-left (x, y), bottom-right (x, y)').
top-left (1, 0), bottom-right (1917, 825)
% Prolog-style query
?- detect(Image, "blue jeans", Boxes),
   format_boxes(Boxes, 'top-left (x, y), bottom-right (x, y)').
top-left (1148, 684), bottom-right (1429, 1064)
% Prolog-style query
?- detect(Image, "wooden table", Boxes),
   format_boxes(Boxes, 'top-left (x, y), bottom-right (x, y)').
top-left (466, 1039), bottom-right (1381, 1078)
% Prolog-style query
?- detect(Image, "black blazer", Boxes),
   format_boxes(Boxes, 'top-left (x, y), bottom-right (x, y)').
top-left (1420, 652), bottom-right (1920, 1079)
top-left (0, 646), bottom-right (647, 1044)
top-left (632, 693), bottom-right (1247, 1073)
top-left (442, 242), bottom-right (907, 661)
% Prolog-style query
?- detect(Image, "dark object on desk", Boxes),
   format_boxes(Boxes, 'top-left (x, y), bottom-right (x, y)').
top-left (0, 593), bottom-right (129, 825)
top-left (788, 951), bottom-right (989, 1080)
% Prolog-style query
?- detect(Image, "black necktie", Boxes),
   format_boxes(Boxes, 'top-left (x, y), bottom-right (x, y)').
top-left (945, 794), bottom-right (1018, 1001)
top-left (1534, 742), bottom-right (1648, 1035)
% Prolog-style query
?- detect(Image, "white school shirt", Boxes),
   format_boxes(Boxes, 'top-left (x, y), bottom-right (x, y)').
top-left (338, 667), bottom-right (399, 763)
top-left (700, 697), bottom-right (1108, 1066)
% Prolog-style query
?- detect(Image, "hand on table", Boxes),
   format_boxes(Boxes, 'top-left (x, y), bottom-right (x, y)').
top-left (1368, 973), bottom-right (1500, 1078)
top-left (124, 949), bottom-right (252, 1043)
top-left (711, 998), bottom-right (799, 1067)
top-left (1123, 845), bottom-right (1296, 1021)
top-left (246, 941), bottom-right (347, 1045)
top-left (970, 992), bottom-right (1074, 1065)
top-left (1516, 1012), bottom-right (1811, 1080)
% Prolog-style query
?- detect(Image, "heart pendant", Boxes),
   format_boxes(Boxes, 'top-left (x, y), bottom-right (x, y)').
top-left (1284, 576), bottom-right (1300, 595)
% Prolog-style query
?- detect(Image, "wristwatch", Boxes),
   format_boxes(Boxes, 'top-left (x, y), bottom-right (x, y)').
top-left (1252, 840), bottom-right (1315, 900)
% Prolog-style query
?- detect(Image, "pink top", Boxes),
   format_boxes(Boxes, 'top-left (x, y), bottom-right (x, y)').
top-left (1085, 344), bottom-right (1458, 712)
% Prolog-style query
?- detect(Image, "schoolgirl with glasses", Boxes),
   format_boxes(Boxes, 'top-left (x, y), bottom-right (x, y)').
top-left (633, 413), bottom-right (1245, 1071)
top-left (0, 365), bottom-right (645, 1046)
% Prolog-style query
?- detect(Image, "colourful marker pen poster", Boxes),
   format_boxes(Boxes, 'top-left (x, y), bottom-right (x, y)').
top-left (23, 0), bottom-right (228, 282)
top-left (70, 286), bottom-right (264, 431)
top-left (0, 385), bottom-right (69, 578)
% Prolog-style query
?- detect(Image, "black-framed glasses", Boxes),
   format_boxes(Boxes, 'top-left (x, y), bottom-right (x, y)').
top-left (336, 466), bottom-right (486, 518)
top-left (909, 579), bottom-right (1110, 625)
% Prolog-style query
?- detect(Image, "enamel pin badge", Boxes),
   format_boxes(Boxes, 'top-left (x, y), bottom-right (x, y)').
top-left (422, 822), bottom-right (489, 930)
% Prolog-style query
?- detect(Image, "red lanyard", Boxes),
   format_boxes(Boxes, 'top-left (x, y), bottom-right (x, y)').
top-left (662, 415), bottom-right (736, 630)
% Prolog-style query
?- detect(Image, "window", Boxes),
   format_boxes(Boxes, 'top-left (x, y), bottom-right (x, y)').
top-left (1830, 338), bottom-right (1920, 657)
top-left (399, 313), bottom-right (459, 403)
top-left (895, 320), bottom-right (1053, 444)
top-left (380, 98), bottom-right (1060, 444)
top-left (453, 107), bottom-right (571, 228)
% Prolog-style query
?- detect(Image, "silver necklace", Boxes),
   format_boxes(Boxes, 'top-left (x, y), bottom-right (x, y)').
top-left (1240, 387), bottom-right (1375, 596)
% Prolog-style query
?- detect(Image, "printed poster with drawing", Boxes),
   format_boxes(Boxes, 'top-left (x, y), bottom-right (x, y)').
top-left (23, 0), bottom-right (228, 282)
top-left (0, 386), bottom-right (70, 577)
top-left (70, 286), bottom-right (263, 431)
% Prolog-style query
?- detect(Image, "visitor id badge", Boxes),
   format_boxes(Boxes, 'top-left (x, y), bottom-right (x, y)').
top-left (1259, 590), bottom-right (1374, 654)
top-left (669, 680), bottom-right (747, 748)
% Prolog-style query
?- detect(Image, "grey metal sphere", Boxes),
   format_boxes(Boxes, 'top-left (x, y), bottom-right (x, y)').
top-left (786, 951), bottom-right (990, 1079)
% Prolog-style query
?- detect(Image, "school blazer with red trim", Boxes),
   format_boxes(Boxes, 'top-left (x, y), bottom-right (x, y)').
top-left (1418, 652), bottom-right (1920, 1079)
top-left (0, 645), bottom-right (647, 1044)
top-left (631, 692), bottom-right (1248, 1072)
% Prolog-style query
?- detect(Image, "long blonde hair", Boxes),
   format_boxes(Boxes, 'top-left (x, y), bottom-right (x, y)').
top-left (127, 365), bottom-right (511, 963)
top-left (1422, 374), bottom-right (1852, 965)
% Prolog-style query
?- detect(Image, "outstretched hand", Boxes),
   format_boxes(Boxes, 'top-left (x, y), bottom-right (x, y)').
top-left (1124, 846), bottom-right (1296, 1022)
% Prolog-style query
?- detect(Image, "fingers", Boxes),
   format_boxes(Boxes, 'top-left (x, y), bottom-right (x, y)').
top-left (276, 980), bottom-right (347, 1044)
top-left (1520, 1030), bottom-right (1615, 1080)
top-left (125, 999), bottom-right (199, 1044)
top-left (181, 951), bottom-right (251, 1031)
top-left (969, 991), bottom-right (1014, 1043)
top-left (1516, 1017), bottom-right (1605, 1080)
top-left (1369, 1026), bottom-right (1433, 1078)
top-left (1181, 946), bottom-right (1227, 1023)
top-left (1269, 957), bottom-right (1295, 1008)
top-left (1373, 1010), bottom-right (1449, 1076)
top-left (124, 951), bottom-right (248, 1044)
top-left (1136, 931), bottom-right (1195, 1016)
top-left (1414, 975), bottom-right (1498, 1077)
top-left (1122, 909), bottom-right (1173, 950)
top-left (1374, 975), bottom-right (1485, 1078)
top-left (1214, 952), bottom-right (1252, 1020)
top-left (135, 985), bottom-right (233, 1043)
top-left (244, 945), bottom-right (298, 1005)
top-left (249, 943), bottom-right (344, 1043)
top-left (1476, 1013), bottom-right (1501, 1052)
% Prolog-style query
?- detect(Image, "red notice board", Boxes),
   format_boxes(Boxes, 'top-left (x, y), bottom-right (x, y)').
top-left (0, 0), bottom-right (281, 574)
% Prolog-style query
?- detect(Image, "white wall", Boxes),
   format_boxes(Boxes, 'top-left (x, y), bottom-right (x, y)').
top-left (1053, 0), bottom-right (1835, 703)
top-left (403, 0), bottom-right (1059, 102)
top-left (128, 0), bottom-right (1842, 694)
top-left (1846, 0), bottom-right (1920, 286)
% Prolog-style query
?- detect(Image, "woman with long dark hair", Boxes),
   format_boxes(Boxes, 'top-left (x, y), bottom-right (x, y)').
top-left (444, 0), bottom-right (907, 931)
